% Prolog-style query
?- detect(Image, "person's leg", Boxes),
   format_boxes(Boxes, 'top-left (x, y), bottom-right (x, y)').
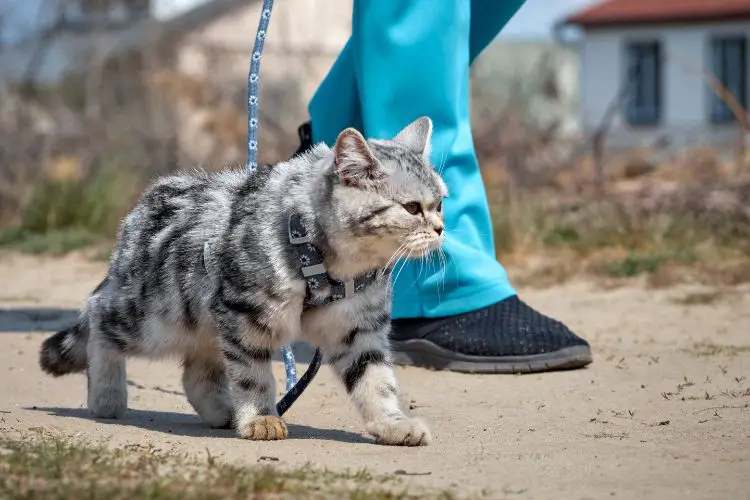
top-left (313, 0), bottom-right (514, 318)
top-left (309, 0), bottom-right (520, 138)
top-left (306, 0), bottom-right (592, 373)
top-left (469, 0), bottom-right (524, 64)
top-left (307, 39), bottom-right (363, 147)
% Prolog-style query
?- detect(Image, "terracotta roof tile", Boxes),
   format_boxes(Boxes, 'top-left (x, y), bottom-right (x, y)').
top-left (566, 0), bottom-right (750, 27)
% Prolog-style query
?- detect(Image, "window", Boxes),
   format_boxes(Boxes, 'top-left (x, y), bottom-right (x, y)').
top-left (624, 41), bottom-right (662, 126)
top-left (710, 36), bottom-right (747, 123)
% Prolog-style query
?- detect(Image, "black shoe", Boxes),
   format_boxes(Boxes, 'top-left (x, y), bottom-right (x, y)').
top-left (390, 296), bottom-right (592, 374)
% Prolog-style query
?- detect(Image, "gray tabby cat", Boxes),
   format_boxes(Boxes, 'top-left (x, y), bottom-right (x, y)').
top-left (39, 116), bottom-right (446, 446)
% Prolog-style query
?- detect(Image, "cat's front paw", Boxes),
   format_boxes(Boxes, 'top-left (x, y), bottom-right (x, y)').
top-left (366, 417), bottom-right (431, 446)
top-left (238, 415), bottom-right (289, 440)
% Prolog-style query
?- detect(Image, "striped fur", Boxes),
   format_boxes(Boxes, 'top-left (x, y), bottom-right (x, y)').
top-left (39, 117), bottom-right (445, 445)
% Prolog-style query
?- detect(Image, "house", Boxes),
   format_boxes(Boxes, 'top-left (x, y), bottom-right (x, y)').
top-left (561, 0), bottom-right (750, 150)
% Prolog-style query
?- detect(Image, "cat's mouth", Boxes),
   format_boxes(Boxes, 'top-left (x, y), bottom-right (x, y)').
top-left (404, 232), bottom-right (443, 257)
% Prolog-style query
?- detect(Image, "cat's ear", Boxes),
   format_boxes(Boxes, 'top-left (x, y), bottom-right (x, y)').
top-left (333, 128), bottom-right (384, 188)
top-left (393, 116), bottom-right (433, 159)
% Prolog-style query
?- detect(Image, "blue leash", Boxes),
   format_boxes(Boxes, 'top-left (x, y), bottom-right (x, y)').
top-left (245, 0), bottom-right (322, 416)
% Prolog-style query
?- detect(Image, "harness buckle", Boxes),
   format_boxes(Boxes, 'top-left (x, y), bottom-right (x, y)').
top-left (344, 278), bottom-right (355, 298)
top-left (288, 213), bottom-right (311, 244)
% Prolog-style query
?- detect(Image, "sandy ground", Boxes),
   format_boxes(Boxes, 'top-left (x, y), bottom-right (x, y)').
top-left (0, 251), bottom-right (748, 499)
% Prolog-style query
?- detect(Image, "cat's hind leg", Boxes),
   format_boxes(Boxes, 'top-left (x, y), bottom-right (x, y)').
top-left (86, 295), bottom-right (130, 419)
top-left (182, 353), bottom-right (232, 428)
top-left (326, 317), bottom-right (431, 446)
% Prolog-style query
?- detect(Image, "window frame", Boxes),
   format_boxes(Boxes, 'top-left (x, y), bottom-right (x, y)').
top-left (622, 39), bottom-right (663, 127)
top-left (708, 34), bottom-right (748, 124)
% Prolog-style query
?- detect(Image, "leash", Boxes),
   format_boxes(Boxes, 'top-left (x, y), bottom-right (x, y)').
top-left (245, 0), bottom-right (322, 416)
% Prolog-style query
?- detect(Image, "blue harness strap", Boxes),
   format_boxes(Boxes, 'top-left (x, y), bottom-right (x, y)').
top-left (245, 0), bottom-right (322, 416)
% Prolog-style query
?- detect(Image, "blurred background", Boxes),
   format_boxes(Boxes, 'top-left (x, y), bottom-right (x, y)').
top-left (0, 0), bottom-right (748, 288)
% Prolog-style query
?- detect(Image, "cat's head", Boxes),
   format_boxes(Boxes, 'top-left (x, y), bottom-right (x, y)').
top-left (327, 116), bottom-right (447, 268)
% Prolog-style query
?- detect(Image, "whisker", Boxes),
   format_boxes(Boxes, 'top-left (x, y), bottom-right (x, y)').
top-left (428, 250), bottom-right (442, 305)
top-left (429, 248), bottom-right (439, 292)
top-left (440, 238), bottom-right (460, 290)
top-left (439, 248), bottom-right (448, 295)
top-left (383, 242), bottom-right (408, 274)
top-left (385, 246), bottom-right (411, 294)
top-left (384, 242), bottom-right (411, 276)
top-left (391, 250), bottom-right (413, 291)
top-left (415, 251), bottom-right (425, 284)
top-left (437, 149), bottom-right (447, 177)
top-left (384, 249), bottom-right (406, 293)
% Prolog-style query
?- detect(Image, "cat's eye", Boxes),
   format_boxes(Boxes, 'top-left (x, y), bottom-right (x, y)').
top-left (402, 202), bottom-right (421, 215)
top-left (436, 201), bottom-right (443, 212)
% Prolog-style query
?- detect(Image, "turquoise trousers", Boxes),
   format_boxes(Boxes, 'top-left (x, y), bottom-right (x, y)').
top-left (309, 0), bottom-right (525, 319)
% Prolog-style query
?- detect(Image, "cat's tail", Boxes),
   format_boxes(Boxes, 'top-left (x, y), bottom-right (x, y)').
top-left (39, 277), bottom-right (107, 377)
top-left (39, 320), bottom-right (89, 376)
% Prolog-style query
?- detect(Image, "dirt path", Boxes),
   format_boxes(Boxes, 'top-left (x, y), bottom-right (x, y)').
top-left (1, 252), bottom-right (748, 499)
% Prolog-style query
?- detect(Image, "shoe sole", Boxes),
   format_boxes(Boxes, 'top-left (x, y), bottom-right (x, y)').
top-left (391, 340), bottom-right (593, 374)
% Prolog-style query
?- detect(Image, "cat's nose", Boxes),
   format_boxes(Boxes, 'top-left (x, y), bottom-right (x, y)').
top-left (434, 226), bottom-right (443, 236)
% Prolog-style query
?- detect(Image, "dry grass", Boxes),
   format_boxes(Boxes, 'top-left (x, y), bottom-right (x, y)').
top-left (0, 435), bottom-right (456, 500)
top-left (2, 150), bottom-right (749, 290)
top-left (489, 144), bottom-right (750, 288)
top-left (0, 164), bottom-right (143, 255)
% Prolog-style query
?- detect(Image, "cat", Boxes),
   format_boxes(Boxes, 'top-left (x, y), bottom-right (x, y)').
top-left (39, 116), bottom-right (446, 446)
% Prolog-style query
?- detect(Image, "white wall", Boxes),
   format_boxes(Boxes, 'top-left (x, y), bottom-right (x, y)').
top-left (178, 0), bottom-right (350, 103)
top-left (175, 0), bottom-right (351, 163)
top-left (579, 21), bottom-right (750, 149)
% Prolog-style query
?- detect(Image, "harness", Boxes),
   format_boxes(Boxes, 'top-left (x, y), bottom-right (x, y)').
top-left (288, 212), bottom-right (388, 308)
top-left (202, 213), bottom-right (386, 416)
